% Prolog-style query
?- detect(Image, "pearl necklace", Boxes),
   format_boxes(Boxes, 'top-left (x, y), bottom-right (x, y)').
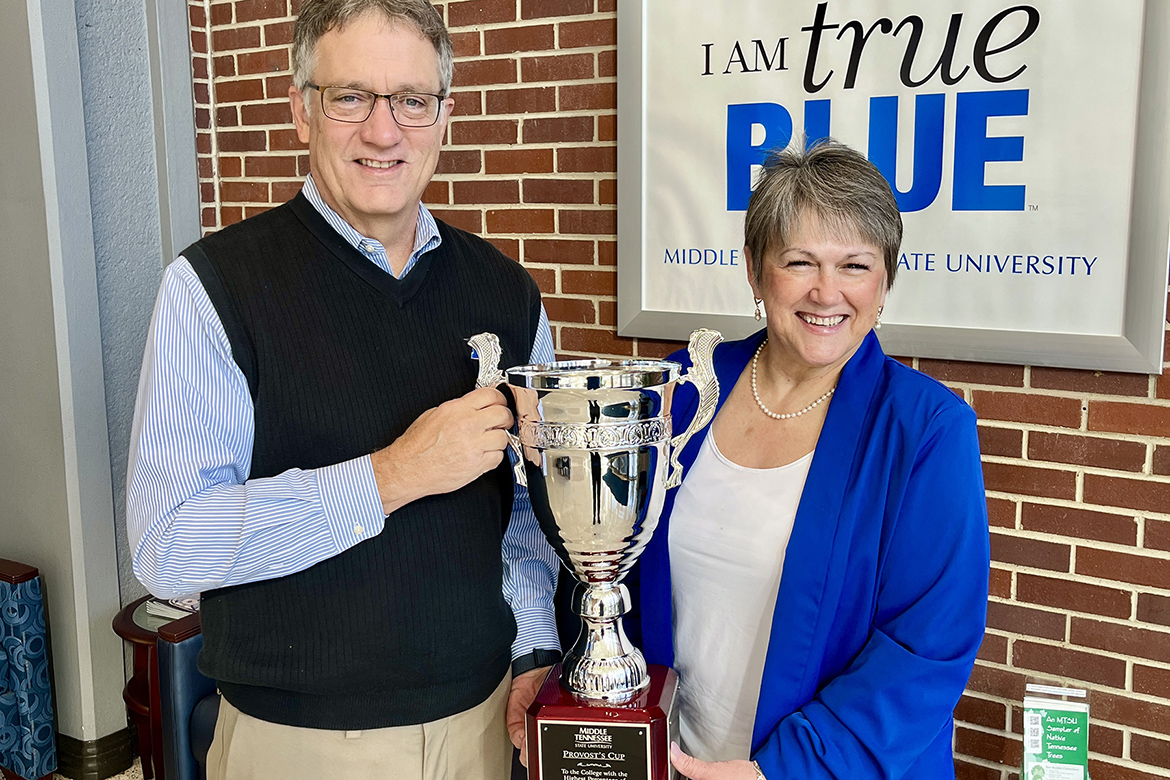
top-left (750, 340), bottom-right (835, 420)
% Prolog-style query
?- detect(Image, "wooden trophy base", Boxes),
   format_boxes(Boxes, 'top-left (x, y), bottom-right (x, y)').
top-left (525, 663), bottom-right (679, 780)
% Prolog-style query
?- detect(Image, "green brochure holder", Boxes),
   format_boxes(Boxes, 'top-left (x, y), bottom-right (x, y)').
top-left (1022, 679), bottom-right (1091, 780)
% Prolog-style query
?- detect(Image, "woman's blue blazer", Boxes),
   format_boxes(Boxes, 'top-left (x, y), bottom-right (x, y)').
top-left (634, 329), bottom-right (990, 779)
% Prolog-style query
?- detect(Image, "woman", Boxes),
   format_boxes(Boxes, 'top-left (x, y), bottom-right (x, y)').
top-left (636, 140), bottom-right (989, 779)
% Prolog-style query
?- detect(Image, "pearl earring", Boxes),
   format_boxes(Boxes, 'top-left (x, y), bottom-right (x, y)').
top-left (874, 306), bottom-right (884, 330)
top-left (754, 298), bottom-right (763, 321)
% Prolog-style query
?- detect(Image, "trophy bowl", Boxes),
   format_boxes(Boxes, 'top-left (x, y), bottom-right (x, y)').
top-left (508, 358), bottom-right (674, 702)
top-left (474, 329), bottom-right (722, 705)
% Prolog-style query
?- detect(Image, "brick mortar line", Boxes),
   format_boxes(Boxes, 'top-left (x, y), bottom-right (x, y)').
top-left (449, 121), bottom-right (616, 127)
top-left (992, 517), bottom-right (1151, 536)
top-left (991, 552), bottom-right (1170, 579)
top-left (528, 294), bottom-right (612, 302)
top-left (204, 18), bottom-right (620, 32)
top-left (992, 521), bottom-right (1155, 547)
top-left (970, 659), bottom-right (1157, 696)
top-left (982, 476), bottom-right (1170, 501)
top-left (451, 111), bottom-right (619, 118)
top-left (987, 489), bottom-right (1170, 514)
top-left (553, 324), bottom-right (644, 333)
top-left (981, 454), bottom-right (1170, 476)
top-left (953, 384), bottom-right (1168, 404)
top-left (982, 617), bottom-right (1170, 650)
top-left (428, 191), bottom-right (613, 196)
top-left (207, 32), bottom-right (295, 39)
top-left (1111, 723), bottom-right (1170, 744)
top-left (482, 238), bottom-right (613, 244)
top-left (522, 265), bottom-right (606, 272)
top-left (993, 500), bottom-right (1143, 521)
top-left (209, 100), bottom-right (293, 108)
top-left (199, 0), bottom-right (222, 232)
top-left (977, 420), bottom-right (1162, 439)
top-left (993, 561), bottom-right (1170, 589)
top-left (454, 76), bottom-right (619, 87)
top-left (987, 578), bottom-right (1152, 608)
top-left (989, 458), bottom-right (1159, 478)
top-left (951, 756), bottom-right (1012, 773)
top-left (448, 20), bottom-right (619, 33)
top-left (215, 178), bottom-right (301, 184)
top-left (206, 68), bottom-right (294, 77)
top-left (206, 52), bottom-right (618, 68)
top-left (990, 564), bottom-right (1170, 596)
top-left (211, 136), bottom-right (618, 152)
top-left (435, 174), bottom-right (617, 181)
top-left (988, 533), bottom-right (1165, 557)
top-left (451, 48), bottom-right (620, 59)
top-left (987, 451), bottom-right (1160, 470)
top-left (457, 206), bottom-right (617, 212)
top-left (436, 210), bottom-right (613, 215)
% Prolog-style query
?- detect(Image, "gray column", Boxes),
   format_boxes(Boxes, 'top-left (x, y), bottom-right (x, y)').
top-left (1, 0), bottom-right (200, 752)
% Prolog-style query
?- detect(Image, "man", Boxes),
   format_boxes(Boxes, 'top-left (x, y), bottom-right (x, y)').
top-left (126, 2), bottom-right (559, 777)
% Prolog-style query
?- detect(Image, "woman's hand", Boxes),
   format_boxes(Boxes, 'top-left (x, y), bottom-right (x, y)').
top-left (670, 742), bottom-right (763, 780)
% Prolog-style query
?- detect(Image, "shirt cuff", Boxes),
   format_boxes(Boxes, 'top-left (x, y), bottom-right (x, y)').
top-left (511, 604), bottom-right (561, 661)
top-left (316, 455), bottom-right (386, 551)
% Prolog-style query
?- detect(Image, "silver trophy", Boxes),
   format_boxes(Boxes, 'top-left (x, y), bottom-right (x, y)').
top-left (470, 329), bottom-right (722, 704)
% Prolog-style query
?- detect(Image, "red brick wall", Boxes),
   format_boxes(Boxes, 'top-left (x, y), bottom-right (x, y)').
top-left (187, 1), bottom-right (1170, 776)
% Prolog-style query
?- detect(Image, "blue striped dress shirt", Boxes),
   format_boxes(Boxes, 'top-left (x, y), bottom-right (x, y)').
top-left (127, 175), bottom-right (560, 660)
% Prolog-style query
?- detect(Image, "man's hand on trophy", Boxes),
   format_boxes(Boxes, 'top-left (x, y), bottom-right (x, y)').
top-left (371, 386), bottom-right (515, 515)
top-left (669, 743), bottom-right (764, 780)
top-left (507, 665), bottom-right (552, 767)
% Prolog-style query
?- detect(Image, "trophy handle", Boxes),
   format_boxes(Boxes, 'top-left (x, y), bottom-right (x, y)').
top-left (468, 332), bottom-right (528, 488)
top-left (665, 328), bottom-right (723, 489)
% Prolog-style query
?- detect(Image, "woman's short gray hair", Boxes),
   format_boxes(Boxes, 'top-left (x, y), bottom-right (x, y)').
top-left (292, 0), bottom-right (453, 96)
top-left (744, 138), bottom-right (902, 288)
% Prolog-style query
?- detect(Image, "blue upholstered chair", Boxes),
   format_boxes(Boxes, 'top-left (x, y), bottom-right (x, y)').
top-left (0, 559), bottom-right (56, 780)
top-left (155, 614), bottom-right (219, 780)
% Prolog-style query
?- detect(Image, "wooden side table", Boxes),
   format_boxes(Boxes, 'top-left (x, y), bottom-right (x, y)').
top-left (112, 596), bottom-right (175, 780)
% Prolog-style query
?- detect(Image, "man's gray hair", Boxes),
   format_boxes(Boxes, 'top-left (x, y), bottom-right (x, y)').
top-left (744, 138), bottom-right (903, 288)
top-left (292, 0), bottom-right (453, 96)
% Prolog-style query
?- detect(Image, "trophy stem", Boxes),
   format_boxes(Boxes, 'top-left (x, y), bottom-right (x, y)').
top-left (561, 582), bottom-right (649, 704)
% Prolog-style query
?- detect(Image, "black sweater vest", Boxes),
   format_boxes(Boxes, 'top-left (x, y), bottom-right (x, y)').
top-left (184, 194), bottom-right (541, 729)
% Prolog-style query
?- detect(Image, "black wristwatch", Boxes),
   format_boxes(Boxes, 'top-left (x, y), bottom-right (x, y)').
top-left (512, 648), bottom-right (562, 677)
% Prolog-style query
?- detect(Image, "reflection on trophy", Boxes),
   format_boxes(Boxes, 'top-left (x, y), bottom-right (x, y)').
top-left (470, 329), bottom-right (723, 780)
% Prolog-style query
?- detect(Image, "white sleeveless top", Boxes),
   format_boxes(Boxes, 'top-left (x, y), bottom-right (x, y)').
top-left (667, 431), bottom-right (813, 761)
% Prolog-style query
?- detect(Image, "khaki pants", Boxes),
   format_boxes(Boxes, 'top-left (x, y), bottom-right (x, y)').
top-left (206, 673), bottom-right (512, 780)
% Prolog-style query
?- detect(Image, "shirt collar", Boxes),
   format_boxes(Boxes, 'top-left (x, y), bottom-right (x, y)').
top-left (300, 174), bottom-right (441, 278)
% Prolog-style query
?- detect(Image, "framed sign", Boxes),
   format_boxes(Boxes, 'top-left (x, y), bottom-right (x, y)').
top-left (617, 0), bottom-right (1170, 373)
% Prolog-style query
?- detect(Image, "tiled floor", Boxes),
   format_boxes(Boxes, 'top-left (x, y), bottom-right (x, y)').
top-left (54, 757), bottom-right (144, 780)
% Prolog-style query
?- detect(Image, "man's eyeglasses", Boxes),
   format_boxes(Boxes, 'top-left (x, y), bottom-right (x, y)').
top-left (306, 83), bottom-right (445, 127)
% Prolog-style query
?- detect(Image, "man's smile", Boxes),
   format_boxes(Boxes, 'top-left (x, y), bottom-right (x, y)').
top-left (357, 158), bottom-right (402, 169)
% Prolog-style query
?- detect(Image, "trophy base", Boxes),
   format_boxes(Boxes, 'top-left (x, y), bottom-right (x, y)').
top-left (525, 663), bottom-right (679, 780)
